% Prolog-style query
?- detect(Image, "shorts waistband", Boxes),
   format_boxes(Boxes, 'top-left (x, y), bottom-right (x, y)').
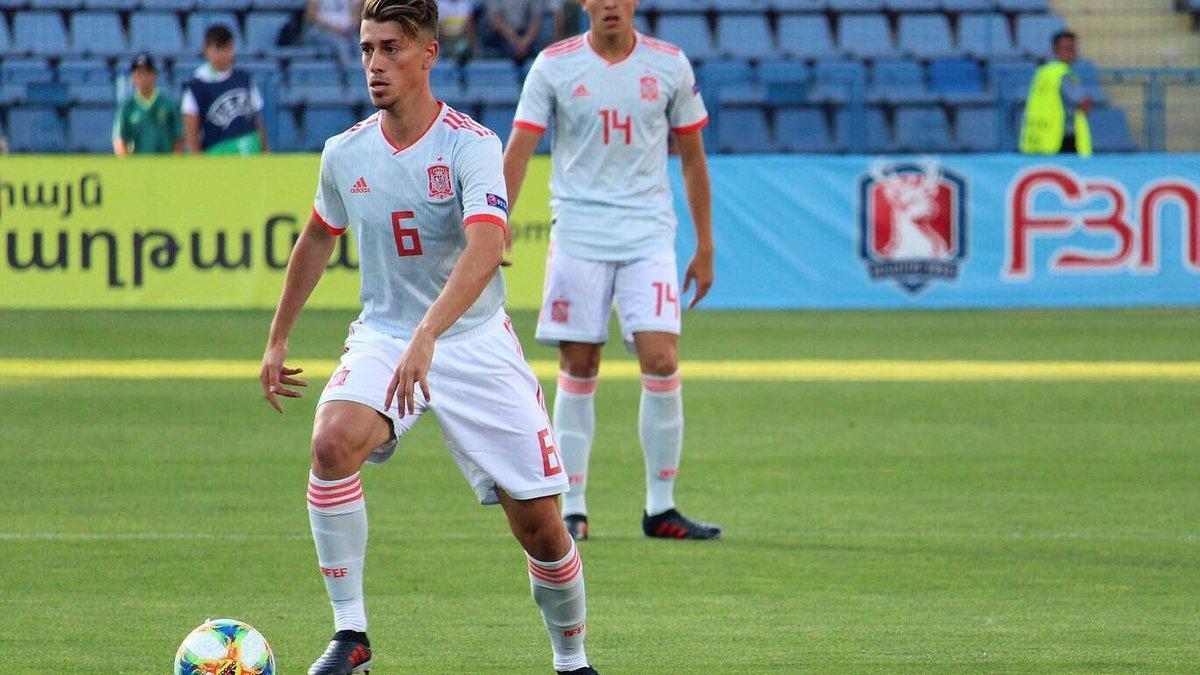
top-left (355, 309), bottom-right (507, 345)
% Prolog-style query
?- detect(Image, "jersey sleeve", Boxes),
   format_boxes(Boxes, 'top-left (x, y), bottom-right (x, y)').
top-left (312, 144), bottom-right (349, 235)
top-left (513, 55), bottom-right (553, 134)
top-left (456, 135), bottom-right (509, 230)
top-left (668, 52), bottom-right (708, 135)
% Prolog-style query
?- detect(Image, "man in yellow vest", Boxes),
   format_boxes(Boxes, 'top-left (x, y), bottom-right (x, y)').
top-left (1020, 30), bottom-right (1093, 156)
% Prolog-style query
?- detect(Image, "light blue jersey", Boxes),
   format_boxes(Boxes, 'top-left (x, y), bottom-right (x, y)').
top-left (313, 104), bottom-right (510, 340)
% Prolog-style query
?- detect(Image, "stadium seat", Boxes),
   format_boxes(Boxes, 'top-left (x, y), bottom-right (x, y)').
top-left (273, 107), bottom-right (300, 151)
top-left (83, 0), bottom-right (138, 10)
top-left (758, 59), bottom-right (809, 104)
top-left (58, 58), bottom-right (114, 105)
top-left (13, 11), bottom-right (70, 55)
top-left (67, 106), bottom-right (115, 152)
top-left (245, 12), bottom-right (290, 55)
top-left (129, 14), bottom-right (186, 57)
top-left (774, 107), bottom-right (840, 153)
top-left (285, 59), bottom-right (344, 105)
top-left (0, 18), bottom-right (10, 54)
top-left (186, 13), bottom-right (243, 53)
top-left (958, 14), bottom-right (1021, 60)
top-left (989, 59), bottom-right (1035, 103)
top-left (656, 15), bottom-right (718, 60)
top-left (31, 0), bottom-right (82, 10)
top-left (942, 0), bottom-right (996, 9)
top-left (7, 106), bottom-right (66, 151)
top-left (69, 11), bottom-right (128, 57)
top-left (1090, 108), bottom-right (1137, 152)
top-left (480, 104), bottom-right (517, 138)
top-left (897, 15), bottom-right (958, 61)
top-left (1, 57), bottom-right (53, 85)
top-left (885, 0), bottom-right (941, 10)
top-left (0, 0), bottom-right (27, 8)
top-left (778, 15), bottom-right (838, 60)
top-left (204, 0), bottom-right (252, 10)
top-left (808, 60), bottom-right (866, 105)
top-left (713, 0), bottom-right (769, 10)
top-left (463, 58), bottom-right (520, 106)
top-left (996, 0), bottom-right (1049, 11)
top-left (302, 106), bottom-right (355, 151)
top-left (894, 106), bottom-right (954, 152)
top-left (837, 14), bottom-right (899, 60)
top-left (828, 0), bottom-right (880, 11)
top-left (955, 106), bottom-right (1002, 151)
top-left (141, 0), bottom-right (195, 10)
top-left (716, 14), bottom-right (775, 60)
top-left (869, 59), bottom-right (936, 105)
top-left (716, 107), bottom-right (772, 153)
top-left (928, 58), bottom-right (994, 105)
top-left (252, 0), bottom-right (305, 9)
top-left (834, 107), bottom-right (896, 153)
top-left (717, 83), bottom-right (767, 105)
top-left (653, 0), bottom-right (710, 12)
top-left (170, 58), bottom-right (204, 91)
top-left (1014, 13), bottom-right (1064, 59)
top-left (1071, 59), bottom-right (1110, 108)
top-left (699, 60), bottom-right (755, 103)
top-left (769, 0), bottom-right (829, 10)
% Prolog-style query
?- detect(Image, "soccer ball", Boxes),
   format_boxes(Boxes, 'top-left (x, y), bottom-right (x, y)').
top-left (174, 618), bottom-right (276, 675)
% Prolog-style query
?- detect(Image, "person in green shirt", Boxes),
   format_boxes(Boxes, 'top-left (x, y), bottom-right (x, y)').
top-left (113, 53), bottom-right (183, 156)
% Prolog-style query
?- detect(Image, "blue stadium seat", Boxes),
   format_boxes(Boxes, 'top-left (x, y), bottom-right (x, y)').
top-left (717, 83), bottom-right (766, 105)
top-left (186, 13), bottom-right (242, 53)
top-left (838, 14), bottom-right (899, 60)
top-left (885, 0), bottom-right (941, 10)
top-left (58, 58), bottom-right (114, 104)
top-left (252, 0), bottom-right (304, 9)
top-left (835, 107), bottom-right (896, 153)
top-left (869, 60), bottom-right (936, 105)
top-left (654, 0), bottom-right (710, 12)
top-left (828, 0), bottom-right (880, 11)
top-left (894, 106), bottom-right (954, 152)
top-left (942, 0), bottom-right (995, 9)
top-left (656, 15), bottom-right (718, 60)
top-left (958, 13), bottom-right (1021, 60)
top-left (129, 14), bottom-right (185, 57)
top-left (897, 15), bottom-right (957, 60)
top-left (1014, 13), bottom-right (1064, 59)
top-left (716, 107), bottom-right (772, 153)
top-left (480, 104), bottom-right (516, 138)
top-left (713, 0), bottom-right (769, 10)
top-left (774, 107), bottom-right (840, 153)
top-left (955, 106), bottom-right (1002, 152)
top-left (31, 0), bottom-right (82, 10)
top-left (716, 14), bottom-right (775, 60)
top-left (285, 59), bottom-right (344, 105)
top-left (83, 0), bottom-right (138, 10)
top-left (1, 57), bottom-right (53, 85)
top-left (769, 0), bottom-right (829, 10)
top-left (204, 0), bottom-right (252, 10)
top-left (141, 0), bottom-right (195, 10)
top-left (0, 18), bottom-right (10, 54)
top-left (778, 15), bottom-right (838, 60)
top-left (808, 60), bottom-right (866, 104)
top-left (1071, 59), bottom-right (1110, 108)
top-left (13, 11), bottom-right (69, 55)
top-left (699, 60), bottom-right (755, 102)
top-left (170, 58), bottom-right (205, 90)
top-left (68, 106), bottom-right (115, 152)
top-left (996, 0), bottom-right (1049, 11)
top-left (70, 11), bottom-right (128, 57)
top-left (463, 58), bottom-right (520, 106)
top-left (928, 58), bottom-right (993, 105)
top-left (0, 0), bottom-right (27, 9)
top-left (989, 59), bottom-right (1035, 102)
top-left (245, 11), bottom-right (290, 55)
top-left (429, 62), bottom-right (461, 99)
top-left (302, 105), bottom-right (355, 151)
top-left (1090, 108), bottom-right (1137, 152)
top-left (8, 106), bottom-right (66, 151)
top-left (273, 108), bottom-right (300, 151)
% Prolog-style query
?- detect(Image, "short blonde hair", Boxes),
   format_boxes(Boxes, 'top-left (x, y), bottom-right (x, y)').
top-left (361, 0), bottom-right (439, 39)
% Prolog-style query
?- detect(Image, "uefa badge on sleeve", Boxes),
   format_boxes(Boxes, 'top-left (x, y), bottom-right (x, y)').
top-left (858, 158), bottom-right (968, 295)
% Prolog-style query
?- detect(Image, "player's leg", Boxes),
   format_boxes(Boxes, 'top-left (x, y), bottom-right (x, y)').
top-left (497, 491), bottom-right (594, 675)
top-left (556, 341), bottom-right (602, 538)
top-left (615, 251), bottom-right (722, 540)
top-left (535, 244), bottom-right (616, 539)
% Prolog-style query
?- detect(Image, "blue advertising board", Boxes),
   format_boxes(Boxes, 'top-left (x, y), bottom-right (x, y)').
top-left (670, 154), bottom-right (1200, 309)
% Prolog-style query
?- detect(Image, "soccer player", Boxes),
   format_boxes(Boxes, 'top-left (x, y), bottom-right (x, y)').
top-left (503, 0), bottom-right (721, 541)
top-left (258, 1), bottom-right (596, 673)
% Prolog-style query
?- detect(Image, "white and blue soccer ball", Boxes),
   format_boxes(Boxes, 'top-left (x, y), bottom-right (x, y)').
top-left (174, 618), bottom-right (276, 675)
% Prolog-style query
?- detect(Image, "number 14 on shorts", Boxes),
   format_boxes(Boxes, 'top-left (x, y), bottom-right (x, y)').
top-left (653, 281), bottom-right (680, 318)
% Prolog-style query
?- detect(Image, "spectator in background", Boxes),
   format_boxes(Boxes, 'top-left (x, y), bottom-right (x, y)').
top-left (1021, 30), bottom-right (1093, 157)
top-left (113, 53), bottom-right (182, 156)
top-left (182, 25), bottom-right (269, 155)
top-left (483, 0), bottom-right (544, 63)
top-left (551, 0), bottom-right (582, 42)
top-left (439, 0), bottom-right (478, 63)
top-left (305, 0), bottom-right (362, 67)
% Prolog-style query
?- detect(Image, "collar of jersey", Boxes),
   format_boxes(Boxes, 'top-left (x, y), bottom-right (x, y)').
top-left (585, 30), bottom-right (640, 67)
top-left (379, 101), bottom-right (446, 156)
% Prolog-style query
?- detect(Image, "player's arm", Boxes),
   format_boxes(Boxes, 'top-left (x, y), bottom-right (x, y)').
top-left (501, 126), bottom-right (542, 250)
top-left (675, 128), bottom-right (714, 308)
top-left (181, 87), bottom-right (202, 154)
top-left (385, 222), bottom-right (505, 415)
top-left (260, 214), bottom-right (339, 412)
top-left (113, 105), bottom-right (130, 157)
top-left (252, 85), bottom-right (269, 153)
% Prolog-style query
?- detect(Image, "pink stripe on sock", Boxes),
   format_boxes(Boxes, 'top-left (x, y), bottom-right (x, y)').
top-left (558, 372), bottom-right (597, 395)
top-left (307, 488), bottom-right (364, 509)
top-left (529, 551), bottom-right (582, 584)
top-left (642, 372), bottom-right (681, 393)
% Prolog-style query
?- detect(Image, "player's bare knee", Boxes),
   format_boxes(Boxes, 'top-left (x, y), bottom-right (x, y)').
top-left (640, 350), bottom-right (678, 377)
top-left (560, 343), bottom-right (601, 378)
top-left (310, 428), bottom-right (362, 478)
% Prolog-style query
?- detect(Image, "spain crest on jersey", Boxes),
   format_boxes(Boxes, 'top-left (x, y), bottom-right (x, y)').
top-left (858, 159), bottom-right (968, 294)
top-left (640, 75), bottom-right (660, 101)
top-left (427, 164), bottom-right (453, 199)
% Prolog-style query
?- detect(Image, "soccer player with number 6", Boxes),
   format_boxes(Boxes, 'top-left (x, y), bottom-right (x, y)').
top-left (504, 0), bottom-right (721, 541)
top-left (258, 1), bottom-right (596, 673)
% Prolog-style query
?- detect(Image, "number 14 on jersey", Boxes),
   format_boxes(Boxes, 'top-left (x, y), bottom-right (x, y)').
top-left (598, 109), bottom-right (632, 146)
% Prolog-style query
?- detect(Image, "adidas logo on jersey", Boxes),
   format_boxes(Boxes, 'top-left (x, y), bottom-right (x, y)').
top-left (572, 84), bottom-right (589, 98)
top-left (350, 177), bottom-right (370, 194)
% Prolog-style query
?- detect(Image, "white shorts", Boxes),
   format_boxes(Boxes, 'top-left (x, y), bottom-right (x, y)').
top-left (317, 310), bottom-right (568, 506)
top-left (535, 245), bottom-right (681, 351)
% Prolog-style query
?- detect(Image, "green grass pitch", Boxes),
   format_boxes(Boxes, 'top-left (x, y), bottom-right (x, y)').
top-left (1, 308), bottom-right (1197, 673)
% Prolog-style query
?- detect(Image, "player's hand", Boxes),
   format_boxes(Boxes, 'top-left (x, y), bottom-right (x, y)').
top-left (683, 247), bottom-right (715, 309)
top-left (385, 333), bottom-right (434, 417)
top-left (499, 225), bottom-right (515, 267)
top-left (259, 342), bottom-right (308, 414)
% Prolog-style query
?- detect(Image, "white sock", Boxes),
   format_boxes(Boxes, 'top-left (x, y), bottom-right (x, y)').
top-left (308, 471), bottom-right (368, 633)
top-left (640, 371), bottom-right (683, 517)
top-left (528, 541), bottom-right (588, 672)
top-left (555, 372), bottom-right (597, 517)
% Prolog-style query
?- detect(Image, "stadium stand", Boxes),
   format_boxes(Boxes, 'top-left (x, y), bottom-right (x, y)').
top-left (0, 0), bottom-right (1141, 153)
